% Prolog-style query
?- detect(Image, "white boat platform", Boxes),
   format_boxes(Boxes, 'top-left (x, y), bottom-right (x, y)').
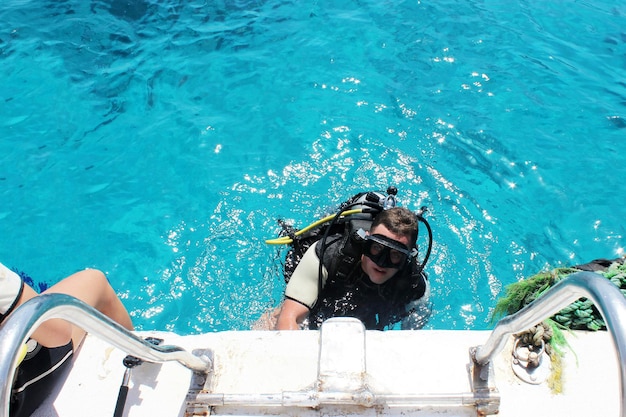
top-left (2, 271), bottom-right (624, 417)
top-left (33, 319), bottom-right (619, 417)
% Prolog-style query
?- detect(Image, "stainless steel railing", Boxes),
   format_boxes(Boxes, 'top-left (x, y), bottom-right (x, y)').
top-left (0, 293), bottom-right (212, 417)
top-left (471, 271), bottom-right (626, 417)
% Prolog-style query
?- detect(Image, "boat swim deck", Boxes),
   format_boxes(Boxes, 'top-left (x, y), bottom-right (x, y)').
top-left (31, 318), bottom-right (619, 417)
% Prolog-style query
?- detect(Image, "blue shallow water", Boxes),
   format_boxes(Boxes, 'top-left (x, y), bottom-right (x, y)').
top-left (1, 0), bottom-right (625, 333)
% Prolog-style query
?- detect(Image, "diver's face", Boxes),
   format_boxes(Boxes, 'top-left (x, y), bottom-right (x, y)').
top-left (360, 224), bottom-right (411, 285)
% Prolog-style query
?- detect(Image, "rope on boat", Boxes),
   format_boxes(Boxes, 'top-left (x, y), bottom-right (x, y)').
top-left (516, 322), bottom-right (553, 356)
top-left (494, 257), bottom-right (626, 393)
top-left (494, 258), bottom-right (626, 332)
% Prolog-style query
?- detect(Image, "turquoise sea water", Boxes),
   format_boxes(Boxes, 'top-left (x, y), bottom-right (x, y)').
top-left (1, 0), bottom-right (624, 333)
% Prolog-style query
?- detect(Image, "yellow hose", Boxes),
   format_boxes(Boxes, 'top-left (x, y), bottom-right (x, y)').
top-left (17, 343), bottom-right (28, 365)
top-left (265, 209), bottom-right (363, 245)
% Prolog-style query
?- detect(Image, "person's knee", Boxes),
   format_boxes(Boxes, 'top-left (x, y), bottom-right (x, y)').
top-left (82, 269), bottom-right (116, 296)
top-left (81, 268), bottom-right (109, 286)
top-left (50, 268), bottom-right (115, 309)
top-left (82, 270), bottom-right (133, 330)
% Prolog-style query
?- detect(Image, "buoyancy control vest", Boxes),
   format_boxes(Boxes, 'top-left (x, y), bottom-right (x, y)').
top-left (307, 233), bottom-right (428, 330)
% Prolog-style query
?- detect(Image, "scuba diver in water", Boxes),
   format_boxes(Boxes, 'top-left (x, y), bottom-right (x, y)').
top-left (267, 187), bottom-right (432, 331)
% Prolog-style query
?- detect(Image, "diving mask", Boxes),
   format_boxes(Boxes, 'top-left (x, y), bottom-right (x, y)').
top-left (363, 234), bottom-right (412, 269)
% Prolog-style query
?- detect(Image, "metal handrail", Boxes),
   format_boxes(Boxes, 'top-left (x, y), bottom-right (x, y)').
top-left (472, 271), bottom-right (626, 417)
top-left (0, 293), bottom-right (212, 417)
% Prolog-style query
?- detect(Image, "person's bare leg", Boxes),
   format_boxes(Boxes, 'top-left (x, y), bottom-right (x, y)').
top-left (44, 269), bottom-right (133, 348)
